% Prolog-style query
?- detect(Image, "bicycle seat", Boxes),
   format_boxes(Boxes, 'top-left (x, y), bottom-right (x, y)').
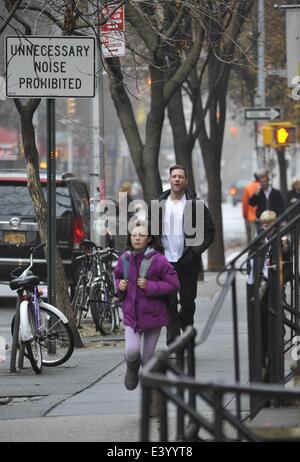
top-left (9, 274), bottom-right (40, 291)
top-left (82, 239), bottom-right (96, 247)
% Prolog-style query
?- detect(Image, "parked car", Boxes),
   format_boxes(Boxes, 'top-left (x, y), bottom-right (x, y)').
top-left (229, 179), bottom-right (250, 206)
top-left (0, 170), bottom-right (90, 287)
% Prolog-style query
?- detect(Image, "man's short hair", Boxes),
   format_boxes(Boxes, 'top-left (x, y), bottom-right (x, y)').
top-left (169, 164), bottom-right (188, 177)
top-left (258, 170), bottom-right (269, 181)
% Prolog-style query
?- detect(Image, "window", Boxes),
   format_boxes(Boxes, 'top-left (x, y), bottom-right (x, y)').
top-left (0, 182), bottom-right (72, 217)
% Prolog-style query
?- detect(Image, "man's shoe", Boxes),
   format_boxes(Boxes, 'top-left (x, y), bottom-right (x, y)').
top-left (124, 355), bottom-right (141, 390)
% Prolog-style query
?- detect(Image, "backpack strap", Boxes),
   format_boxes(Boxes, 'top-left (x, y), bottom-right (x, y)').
top-left (122, 254), bottom-right (130, 280)
top-left (122, 251), bottom-right (155, 280)
top-left (139, 255), bottom-right (155, 278)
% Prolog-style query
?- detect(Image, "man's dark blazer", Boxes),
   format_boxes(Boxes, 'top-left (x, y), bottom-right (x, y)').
top-left (248, 187), bottom-right (285, 219)
top-left (157, 188), bottom-right (215, 273)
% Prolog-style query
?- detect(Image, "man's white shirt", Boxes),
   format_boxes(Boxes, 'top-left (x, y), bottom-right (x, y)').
top-left (161, 194), bottom-right (186, 263)
top-left (263, 186), bottom-right (272, 202)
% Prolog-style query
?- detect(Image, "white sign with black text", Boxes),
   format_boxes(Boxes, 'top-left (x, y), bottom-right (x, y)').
top-left (101, 31), bottom-right (125, 58)
top-left (6, 36), bottom-right (95, 98)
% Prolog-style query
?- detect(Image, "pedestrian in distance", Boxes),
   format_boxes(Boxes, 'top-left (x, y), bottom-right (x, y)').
top-left (248, 171), bottom-right (285, 233)
top-left (242, 173), bottom-right (260, 244)
top-left (157, 165), bottom-right (215, 346)
top-left (119, 181), bottom-right (134, 202)
top-left (118, 181), bottom-right (135, 222)
top-left (247, 210), bottom-right (292, 299)
top-left (287, 178), bottom-right (300, 220)
top-left (287, 178), bottom-right (300, 206)
top-left (114, 221), bottom-right (180, 391)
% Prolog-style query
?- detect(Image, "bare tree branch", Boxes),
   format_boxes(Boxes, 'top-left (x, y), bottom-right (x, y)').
top-left (164, 22), bottom-right (203, 103)
top-left (0, 0), bottom-right (23, 35)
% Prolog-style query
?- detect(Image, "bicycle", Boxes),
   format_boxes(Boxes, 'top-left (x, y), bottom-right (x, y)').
top-left (89, 246), bottom-right (120, 335)
top-left (10, 243), bottom-right (75, 374)
top-left (71, 240), bottom-right (95, 328)
top-left (71, 242), bottom-right (120, 334)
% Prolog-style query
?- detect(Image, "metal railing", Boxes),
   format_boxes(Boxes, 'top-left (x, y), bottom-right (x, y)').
top-left (140, 201), bottom-right (300, 441)
top-left (141, 327), bottom-right (300, 442)
top-left (245, 207), bottom-right (300, 413)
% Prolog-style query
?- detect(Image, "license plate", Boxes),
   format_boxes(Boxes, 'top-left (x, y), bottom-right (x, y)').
top-left (4, 233), bottom-right (26, 244)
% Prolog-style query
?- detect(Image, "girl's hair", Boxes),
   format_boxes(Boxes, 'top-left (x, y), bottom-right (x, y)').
top-left (292, 178), bottom-right (300, 189)
top-left (260, 210), bottom-right (277, 226)
top-left (126, 220), bottom-right (164, 253)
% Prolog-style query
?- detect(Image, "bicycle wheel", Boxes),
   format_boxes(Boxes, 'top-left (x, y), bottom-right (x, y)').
top-left (90, 286), bottom-right (115, 335)
top-left (24, 303), bottom-right (43, 374)
top-left (11, 309), bottom-right (74, 367)
top-left (71, 275), bottom-right (89, 327)
top-left (38, 306), bottom-right (74, 366)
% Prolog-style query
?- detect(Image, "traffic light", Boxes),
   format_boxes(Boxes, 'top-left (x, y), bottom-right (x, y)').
top-left (262, 126), bottom-right (273, 146)
top-left (262, 122), bottom-right (297, 147)
top-left (67, 97), bottom-right (76, 115)
top-left (274, 126), bottom-right (296, 146)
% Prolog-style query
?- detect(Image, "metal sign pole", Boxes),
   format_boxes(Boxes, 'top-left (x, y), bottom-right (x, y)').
top-left (46, 98), bottom-right (56, 306)
top-left (90, 26), bottom-right (105, 247)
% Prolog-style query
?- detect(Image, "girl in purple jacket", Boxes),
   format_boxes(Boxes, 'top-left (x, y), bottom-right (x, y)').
top-left (114, 222), bottom-right (180, 390)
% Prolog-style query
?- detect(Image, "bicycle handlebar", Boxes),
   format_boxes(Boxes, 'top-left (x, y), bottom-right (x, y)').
top-left (10, 242), bottom-right (46, 280)
top-left (30, 242), bottom-right (46, 255)
top-left (75, 246), bottom-right (120, 261)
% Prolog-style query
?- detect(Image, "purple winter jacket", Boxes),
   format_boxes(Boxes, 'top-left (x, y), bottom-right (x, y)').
top-left (114, 248), bottom-right (180, 333)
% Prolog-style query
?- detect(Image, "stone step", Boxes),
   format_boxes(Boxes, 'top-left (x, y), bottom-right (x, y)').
top-left (248, 407), bottom-right (300, 441)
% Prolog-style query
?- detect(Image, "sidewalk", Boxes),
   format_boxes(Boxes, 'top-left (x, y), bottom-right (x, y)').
top-left (0, 271), bottom-right (249, 442)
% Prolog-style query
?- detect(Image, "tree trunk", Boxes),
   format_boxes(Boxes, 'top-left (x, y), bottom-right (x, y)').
top-left (142, 108), bottom-right (164, 201)
top-left (142, 143), bottom-right (163, 202)
top-left (18, 100), bottom-right (83, 348)
top-left (199, 130), bottom-right (225, 270)
top-left (206, 163), bottom-right (225, 270)
top-left (167, 89), bottom-right (195, 191)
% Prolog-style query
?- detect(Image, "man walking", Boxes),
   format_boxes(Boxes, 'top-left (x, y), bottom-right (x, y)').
top-left (242, 173), bottom-right (260, 244)
top-left (248, 172), bottom-right (285, 231)
top-left (158, 165), bottom-right (215, 345)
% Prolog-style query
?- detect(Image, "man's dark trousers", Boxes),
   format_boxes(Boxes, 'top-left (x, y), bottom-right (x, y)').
top-left (166, 266), bottom-right (198, 346)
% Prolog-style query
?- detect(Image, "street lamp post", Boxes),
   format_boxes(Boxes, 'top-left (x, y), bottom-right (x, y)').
top-left (90, 55), bottom-right (105, 247)
top-left (46, 98), bottom-right (56, 306)
top-left (256, 0), bottom-right (266, 170)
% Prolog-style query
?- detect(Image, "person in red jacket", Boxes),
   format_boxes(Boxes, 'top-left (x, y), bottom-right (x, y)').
top-left (242, 173), bottom-right (260, 244)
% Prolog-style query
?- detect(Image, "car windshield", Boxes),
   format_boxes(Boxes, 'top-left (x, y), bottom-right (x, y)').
top-left (0, 183), bottom-right (72, 217)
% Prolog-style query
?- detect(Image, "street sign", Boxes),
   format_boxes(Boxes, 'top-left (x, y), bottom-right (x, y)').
top-left (101, 32), bottom-right (126, 58)
top-left (244, 107), bottom-right (281, 121)
top-left (100, 4), bottom-right (125, 33)
top-left (6, 36), bottom-right (95, 98)
top-left (99, 4), bottom-right (126, 58)
top-left (286, 10), bottom-right (300, 87)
